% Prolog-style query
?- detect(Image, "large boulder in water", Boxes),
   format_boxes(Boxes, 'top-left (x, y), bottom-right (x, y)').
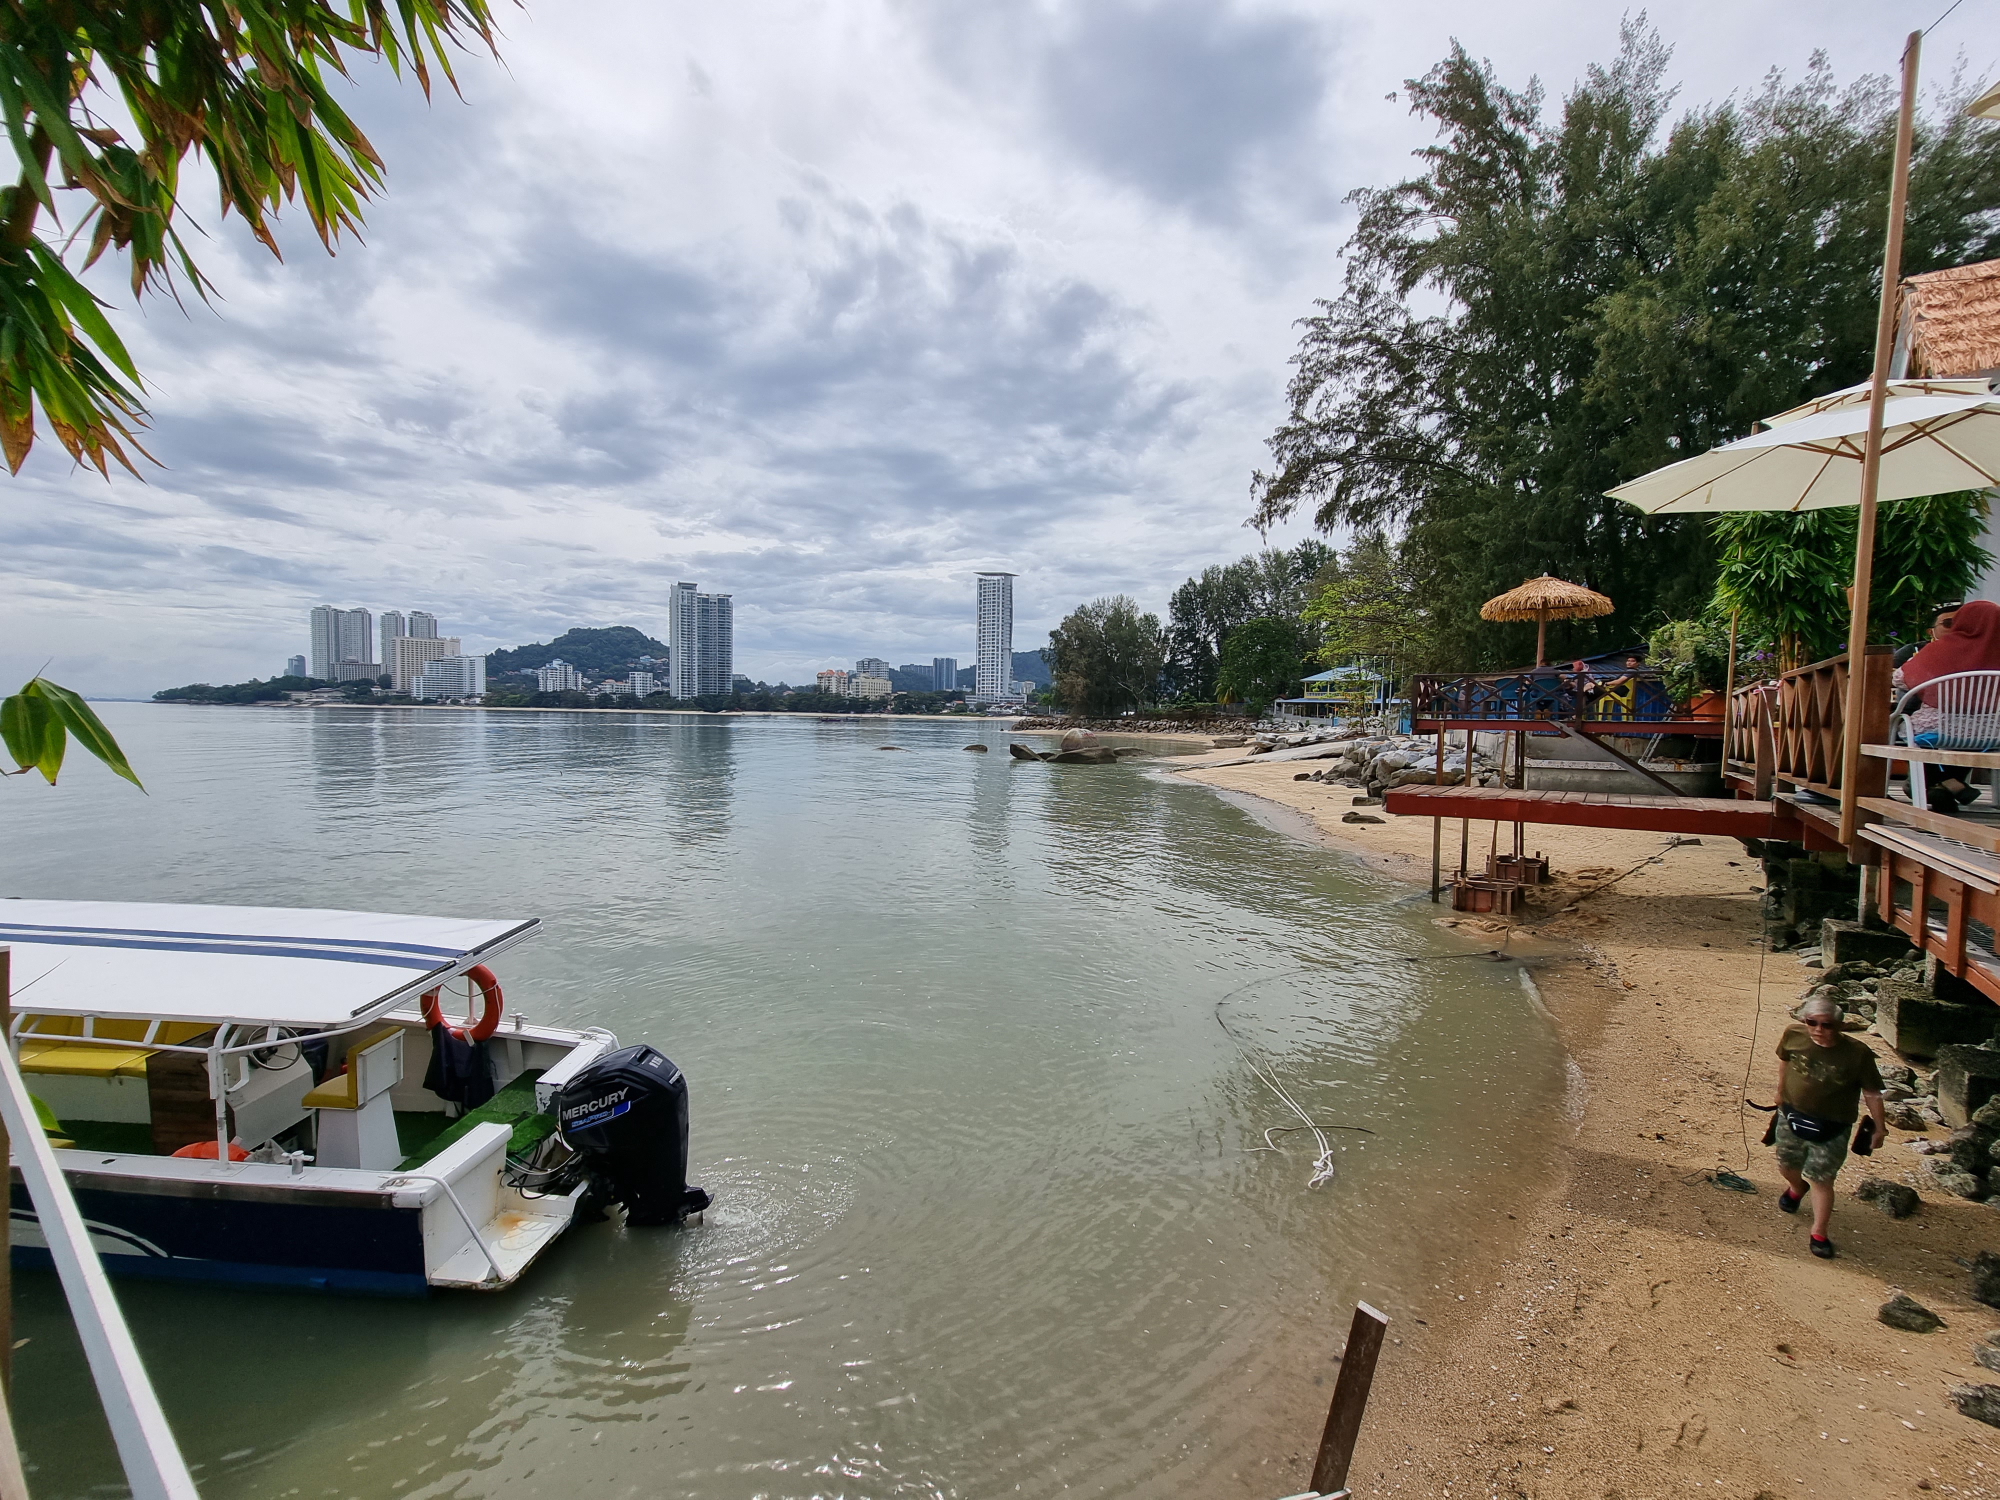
top-left (1008, 743), bottom-right (1043, 761)
top-left (1051, 747), bottom-right (1120, 765)
top-left (1060, 727), bottom-right (1098, 752)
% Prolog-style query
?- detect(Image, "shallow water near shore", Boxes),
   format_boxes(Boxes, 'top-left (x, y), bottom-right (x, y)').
top-left (8, 706), bottom-right (1564, 1499)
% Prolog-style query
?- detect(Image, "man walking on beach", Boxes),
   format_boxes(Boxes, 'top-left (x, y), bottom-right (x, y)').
top-left (1772, 995), bottom-right (1886, 1258)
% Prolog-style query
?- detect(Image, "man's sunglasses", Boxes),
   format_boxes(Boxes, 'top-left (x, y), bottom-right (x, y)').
top-left (1803, 1019), bottom-right (1839, 1030)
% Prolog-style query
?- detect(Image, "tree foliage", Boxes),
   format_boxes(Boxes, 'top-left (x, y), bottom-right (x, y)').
top-left (155, 673), bottom-right (323, 703)
top-left (1045, 596), bottom-right (1166, 716)
top-left (2, 676), bottom-right (139, 785)
top-left (1214, 617), bottom-right (1308, 714)
top-left (1165, 540), bottom-right (1333, 699)
top-left (1299, 532), bottom-right (1439, 672)
top-left (0, 0), bottom-right (499, 474)
top-left (1250, 22), bottom-right (2000, 668)
top-left (486, 627), bottom-right (672, 677)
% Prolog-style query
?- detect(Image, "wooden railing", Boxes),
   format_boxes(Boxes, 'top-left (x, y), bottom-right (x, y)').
top-left (1725, 680), bottom-right (1777, 798)
top-left (1767, 648), bottom-right (1893, 801)
top-left (1409, 669), bottom-right (1680, 724)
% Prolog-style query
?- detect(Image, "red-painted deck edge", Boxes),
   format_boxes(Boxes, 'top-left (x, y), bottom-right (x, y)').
top-left (1382, 786), bottom-right (1805, 841)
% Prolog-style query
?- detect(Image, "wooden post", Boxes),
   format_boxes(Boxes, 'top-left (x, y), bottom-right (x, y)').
top-left (1430, 726), bottom-right (1445, 902)
top-left (1723, 608), bottom-right (1740, 741)
top-left (1838, 30), bottom-right (1920, 849)
top-left (1535, 611), bottom-right (1548, 668)
top-left (1310, 1301), bottom-right (1390, 1496)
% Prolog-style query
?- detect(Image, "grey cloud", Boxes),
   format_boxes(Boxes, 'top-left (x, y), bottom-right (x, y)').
top-left (1039, 3), bottom-right (1327, 209)
top-left (915, 0), bottom-right (1331, 219)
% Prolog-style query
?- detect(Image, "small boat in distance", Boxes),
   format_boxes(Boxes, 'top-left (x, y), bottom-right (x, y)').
top-left (6, 899), bottom-right (706, 1295)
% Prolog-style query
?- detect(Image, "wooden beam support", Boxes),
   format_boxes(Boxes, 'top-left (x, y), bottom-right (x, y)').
top-left (1562, 725), bottom-right (1690, 797)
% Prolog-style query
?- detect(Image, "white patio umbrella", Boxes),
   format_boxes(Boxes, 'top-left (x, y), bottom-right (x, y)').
top-left (1607, 376), bottom-right (2000, 514)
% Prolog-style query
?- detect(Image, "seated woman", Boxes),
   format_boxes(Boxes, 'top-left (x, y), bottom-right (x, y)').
top-left (1896, 600), bottom-right (2000, 815)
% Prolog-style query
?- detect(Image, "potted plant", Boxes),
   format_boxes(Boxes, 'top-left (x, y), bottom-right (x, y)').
top-left (1647, 619), bottom-right (1731, 715)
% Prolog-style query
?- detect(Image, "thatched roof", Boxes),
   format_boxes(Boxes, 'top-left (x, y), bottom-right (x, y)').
top-left (1900, 259), bottom-right (2000, 378)
top-left (1480, 574), bottom-right (1615, 622)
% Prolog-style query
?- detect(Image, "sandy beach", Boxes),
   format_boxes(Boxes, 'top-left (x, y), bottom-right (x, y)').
top-left (1176, 756), bottom-right (2000, 1498)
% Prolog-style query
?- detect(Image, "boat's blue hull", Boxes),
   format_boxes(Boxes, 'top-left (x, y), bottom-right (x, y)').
top-left (11, 1168), bottom-right (432, 1297)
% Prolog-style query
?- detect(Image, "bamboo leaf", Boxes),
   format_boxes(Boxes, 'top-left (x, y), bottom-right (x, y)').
top-left (0, 687), bottom-right (62, 782)
top-left (29, 678), bottom-right (143, 788)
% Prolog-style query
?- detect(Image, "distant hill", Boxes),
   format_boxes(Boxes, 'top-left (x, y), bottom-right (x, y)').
top-left (955, 648), bottom-right (1050, 690)
top-left (487, 626), bottom-right (670, 677)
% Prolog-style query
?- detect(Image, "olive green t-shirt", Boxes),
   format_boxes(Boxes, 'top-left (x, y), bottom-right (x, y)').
top-left (1776, 1022), bottom-right (1885, 1124)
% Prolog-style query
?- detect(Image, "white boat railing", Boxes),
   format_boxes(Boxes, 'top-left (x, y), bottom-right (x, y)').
top-left (0, 1018), bottom-right (200, 1499)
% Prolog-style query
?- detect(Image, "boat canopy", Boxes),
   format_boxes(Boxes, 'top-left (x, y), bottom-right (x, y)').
top-left (0, 900), bottom-right (537, 1030)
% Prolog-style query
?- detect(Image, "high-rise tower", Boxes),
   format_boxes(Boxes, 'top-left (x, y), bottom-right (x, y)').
top-left (668, 582), bottom-right (733, 697)
top-left (975, 573), bottom-right (1014, 702)
top-left (696, 593), bottom-right (734, 696)
top-left (309, 605), bottom-right (375, 679)
top-left (668, 582), bottom-right (698, 698)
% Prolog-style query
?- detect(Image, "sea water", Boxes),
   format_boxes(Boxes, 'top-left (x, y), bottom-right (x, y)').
top-left (7, 706), bottom-right (1564, 1498)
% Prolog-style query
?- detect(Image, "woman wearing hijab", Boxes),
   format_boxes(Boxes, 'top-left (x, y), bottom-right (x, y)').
top-left (1895, 599), bottom-right (2000, 814)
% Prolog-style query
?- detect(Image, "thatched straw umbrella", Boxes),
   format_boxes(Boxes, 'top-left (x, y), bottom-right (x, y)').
top-left (1480, 575), bottom-right (1615, 666)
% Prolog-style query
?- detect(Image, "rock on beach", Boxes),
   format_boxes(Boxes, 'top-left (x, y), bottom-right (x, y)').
top-left (1878, 1292), bottom-right (1945, 1332)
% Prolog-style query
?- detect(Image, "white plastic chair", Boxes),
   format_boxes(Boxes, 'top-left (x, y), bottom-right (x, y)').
top-left (1892, 669), bottom-right (2000, 809)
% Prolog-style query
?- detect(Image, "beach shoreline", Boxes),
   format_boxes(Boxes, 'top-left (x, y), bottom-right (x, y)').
top-left (1174, 759), bottom-right (2000, 1498)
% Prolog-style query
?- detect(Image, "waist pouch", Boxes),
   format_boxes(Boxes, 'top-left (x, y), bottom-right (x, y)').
top-left (1782, 1105), bottom-right (1847, 1143)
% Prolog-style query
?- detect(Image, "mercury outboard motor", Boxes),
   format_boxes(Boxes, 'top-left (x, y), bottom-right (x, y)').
top-left (555, 1045), bottom-right (711, 1226)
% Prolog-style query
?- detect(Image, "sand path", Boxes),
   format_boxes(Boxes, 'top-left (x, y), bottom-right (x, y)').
top-left (1179, 759), bottom-right (2000, 1500)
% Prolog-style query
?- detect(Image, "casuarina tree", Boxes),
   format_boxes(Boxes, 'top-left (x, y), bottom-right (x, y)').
top-left (1249, 21), bottom-right (2000, 668)
top-left (0, 0), bottom-right (499, 474)
top-left (1045, 596), bottom-right (1166, 716)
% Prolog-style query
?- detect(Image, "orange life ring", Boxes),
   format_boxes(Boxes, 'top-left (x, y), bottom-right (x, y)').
top-left (421, 964), bottom-right (504, 1042)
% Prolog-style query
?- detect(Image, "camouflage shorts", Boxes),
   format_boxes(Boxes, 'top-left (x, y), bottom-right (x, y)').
top-left (1774, 1110), bottom-right (1849, 1185)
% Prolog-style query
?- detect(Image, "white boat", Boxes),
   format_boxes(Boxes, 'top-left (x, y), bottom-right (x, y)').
top-left (6, 900), bottom-right (705, 1296)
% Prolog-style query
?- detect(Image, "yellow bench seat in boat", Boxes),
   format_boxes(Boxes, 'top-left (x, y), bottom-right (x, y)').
top-left (300, 1027), bottom-right (403, 1110)
top-left (20, 1040), bottom-right (155, 1078)
top-left (17, 1017), bottom-right (214, 1079)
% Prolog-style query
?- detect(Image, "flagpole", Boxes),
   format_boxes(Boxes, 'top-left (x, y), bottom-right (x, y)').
top-left (1838, 30), bottom-right (1920, 849)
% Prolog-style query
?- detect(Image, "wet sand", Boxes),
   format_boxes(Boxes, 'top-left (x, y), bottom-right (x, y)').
top-left (1178, 758), bottom-right (2000, 1499)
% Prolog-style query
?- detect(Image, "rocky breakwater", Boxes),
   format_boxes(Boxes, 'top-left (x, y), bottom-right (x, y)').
top-left (1012, 715), bottom-right (1263, 736)
top-left (1265, 730), bottom-right (1509, 797)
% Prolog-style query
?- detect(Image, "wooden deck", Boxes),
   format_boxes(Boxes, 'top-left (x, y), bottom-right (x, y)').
top-left (1381, 785), bottom-right (1808, 841)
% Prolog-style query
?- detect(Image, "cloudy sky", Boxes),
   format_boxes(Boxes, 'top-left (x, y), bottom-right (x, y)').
top-left (4, 0), bottom-right (1991, 695)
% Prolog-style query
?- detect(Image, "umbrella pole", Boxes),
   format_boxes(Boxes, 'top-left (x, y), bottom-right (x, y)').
top-left (1536, 614), bottom-right (1547, 668)
top-left (1838, 29), bottom-right (1919, 850)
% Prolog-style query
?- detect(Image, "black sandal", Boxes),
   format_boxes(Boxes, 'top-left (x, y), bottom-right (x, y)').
top-left (1810, 1235), bottom-right (1835, 1258)
top-left (1779, 1188), bottom-right (1802, 1214)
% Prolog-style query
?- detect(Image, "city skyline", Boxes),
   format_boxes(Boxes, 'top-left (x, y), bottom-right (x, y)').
top-left (16, 6), bottom-right (1932, 697)
top-left (296, 589), bottom-right (1021, 698)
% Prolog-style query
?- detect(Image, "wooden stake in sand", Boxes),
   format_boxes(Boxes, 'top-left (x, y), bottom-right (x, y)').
top-left (1430, 725), bottom-right (1444, 901)
top-left (1310, 1301), bottom-right (1390, 1496)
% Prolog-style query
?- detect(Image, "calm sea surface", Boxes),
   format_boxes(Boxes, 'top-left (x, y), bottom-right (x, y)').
top-left (9, 705), bottom-right (1563, 1499)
